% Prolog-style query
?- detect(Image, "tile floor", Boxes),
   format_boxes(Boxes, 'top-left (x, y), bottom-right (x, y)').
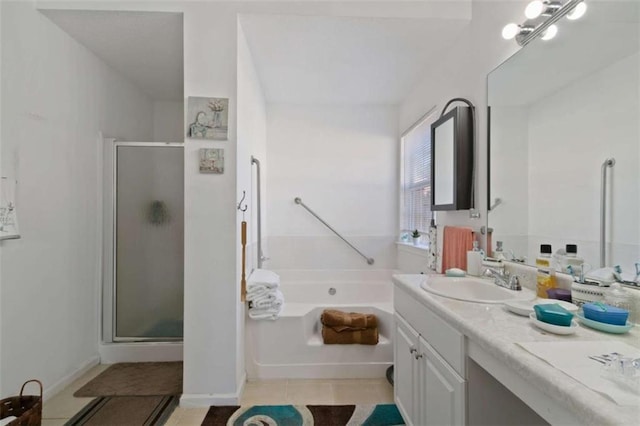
top-left (43, 365), bottom-right (394, 426)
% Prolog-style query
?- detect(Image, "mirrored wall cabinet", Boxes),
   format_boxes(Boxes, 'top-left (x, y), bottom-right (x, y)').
top-left (430, 106), bottom-right (473, 211)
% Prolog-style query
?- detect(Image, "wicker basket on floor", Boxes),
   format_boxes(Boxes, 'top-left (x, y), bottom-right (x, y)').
top-left (0, 380), bottom-right (43, 426)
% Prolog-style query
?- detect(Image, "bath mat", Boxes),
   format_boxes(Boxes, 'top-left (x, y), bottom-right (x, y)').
top-left (65, 395), bottom-right (178, 426)
top-left (74, 362), bottom-right (182, 397)
top-left (201, 404), bottom-right (405, 426)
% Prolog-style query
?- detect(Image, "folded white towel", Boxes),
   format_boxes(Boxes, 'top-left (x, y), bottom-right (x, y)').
top-left (248, 269), bottom-right (280, 287)
top-left (248, 311), bottom-right (279, 320)
top-left (252, 290), bottom-right (284, 309)
top-left (248, 305), bottom-right (283, 321)
top-left (247, 284), bottom-right (277, 298)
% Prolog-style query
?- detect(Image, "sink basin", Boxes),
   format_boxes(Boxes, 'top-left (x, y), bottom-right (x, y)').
top-left (420, 276), bottom-right (535, 304)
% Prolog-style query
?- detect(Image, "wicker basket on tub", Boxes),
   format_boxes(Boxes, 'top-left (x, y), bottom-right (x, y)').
top-left (0, 380), bottom-right (43, 426)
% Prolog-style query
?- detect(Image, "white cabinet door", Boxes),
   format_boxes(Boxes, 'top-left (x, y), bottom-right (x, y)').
top-left (419, 336), bottom-right (466, 426)
top-left (394, 314), bottom-right (419, 426)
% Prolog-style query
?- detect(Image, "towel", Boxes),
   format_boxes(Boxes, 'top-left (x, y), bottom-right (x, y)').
top-left (322, 326), bottom-right (378, 345)
top-left (247, 287), bottom-right (280, 302)
top-left (248, 307), bottom-right (282, 321)
top-left (441, 226), bottom-right (474, 273)
top-left (320, 309), bottom-right (378, 332)
top-left (251, 290), bottom-right (284, 309)
top-left (248, 269), bottom-right (280, 287)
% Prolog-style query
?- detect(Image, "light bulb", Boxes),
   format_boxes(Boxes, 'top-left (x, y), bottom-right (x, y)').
top-left (541, 24), bottom-right (558, 40)
top-left (525, 1), bottom-right (545, 19)
top-left (502, 23), bottom-right (520, 40)
top-left (567, 2), bottom-right (587, 20)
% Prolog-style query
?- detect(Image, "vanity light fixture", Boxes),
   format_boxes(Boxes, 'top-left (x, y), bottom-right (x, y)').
top-left (541, 24), bottom-right (558, 41)
top-left (525, 1), bottom-right (562, 19)
top-left (502, 0), bottom-right (587, 46)
top-left (566, 2), bottom-right (587, 20)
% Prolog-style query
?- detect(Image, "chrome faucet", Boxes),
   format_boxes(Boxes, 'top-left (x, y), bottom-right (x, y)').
top-left (483, 267), bottom-right (521, 291)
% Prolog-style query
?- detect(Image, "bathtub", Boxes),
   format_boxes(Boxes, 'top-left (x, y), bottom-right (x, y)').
top-left (245, 269), bottom-right (394, 380)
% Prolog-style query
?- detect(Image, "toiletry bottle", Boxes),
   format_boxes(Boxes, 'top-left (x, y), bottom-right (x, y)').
top-left (536, 244), bottom-right (557, 298)
top-left (562, 244), bottom-right (584, 273)
top-left (494, 241), bottom-right (507, 261)
top-left (467, 240), bottom-right (484, 276)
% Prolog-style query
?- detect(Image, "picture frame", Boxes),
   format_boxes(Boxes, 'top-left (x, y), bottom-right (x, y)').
top-left (199, 148), bottom-right (224, 174)
top-left (187, 97), bottom-right (229, 140)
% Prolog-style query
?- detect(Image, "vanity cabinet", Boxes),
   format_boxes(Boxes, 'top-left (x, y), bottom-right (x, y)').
top-left (394, 315), bottom-right (420, 423)
top-left (394, 286), bottom-right (466, 426)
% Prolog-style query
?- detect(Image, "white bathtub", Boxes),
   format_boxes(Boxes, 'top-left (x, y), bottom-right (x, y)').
top-left (245, 269), bottom-right (394, 380)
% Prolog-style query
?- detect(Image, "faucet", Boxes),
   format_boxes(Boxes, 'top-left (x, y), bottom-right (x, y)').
top-left (483, 267), bottom-right (521, 291)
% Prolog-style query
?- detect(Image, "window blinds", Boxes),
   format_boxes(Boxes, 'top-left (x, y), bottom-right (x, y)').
top-left (401, 116), bottom-right (434, 233)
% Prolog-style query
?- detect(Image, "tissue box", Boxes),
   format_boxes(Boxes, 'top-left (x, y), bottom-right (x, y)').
top-left (534, 303), bottom-right (574, 327)
top-left (582, 303), bottom-right (629, 326)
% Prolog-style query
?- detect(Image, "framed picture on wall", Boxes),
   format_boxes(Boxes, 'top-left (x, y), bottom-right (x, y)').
top-left (199, 148), bottom-right (224, 174)
top-left (0, 177), bottom-right (20, 240)
top-left (186, 97), bottom-right (229, 140)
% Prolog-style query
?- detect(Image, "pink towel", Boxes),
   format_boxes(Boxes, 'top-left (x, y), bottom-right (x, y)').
top-left (441, 226), bottom-right (474, 273)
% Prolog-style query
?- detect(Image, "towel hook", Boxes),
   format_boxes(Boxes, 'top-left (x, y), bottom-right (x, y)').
top-left (237, 190), bottom-right (248, 212)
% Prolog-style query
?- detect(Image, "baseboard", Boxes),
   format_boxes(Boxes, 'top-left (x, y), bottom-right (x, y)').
top-left (99, 342), bottom-right (183, 363)
top-left (43, 356), bottom-right (100, 401)
top-left (180, 372), bottom-right (246, 408)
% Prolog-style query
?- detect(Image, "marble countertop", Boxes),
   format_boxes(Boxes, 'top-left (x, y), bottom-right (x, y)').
top-left (392, 274), bottom-right (640, 426)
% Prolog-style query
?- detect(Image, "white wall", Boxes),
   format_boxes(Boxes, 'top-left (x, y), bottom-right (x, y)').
top-left (0, 0), bottom-right (4, 391)
top-left (265, 104), bottom-right (398, 270)
top-left (153, 101), bottom-right (184, 142)
top-left (399, 0), bottom-right (522, 260)
top-left (526, 52), bottom-right (639, 269)
top-left (237, 19), bottom-right (267, 387)
top-left (182, 3), bottom-right (243, 404)
top-left (0, 1), bottom-right (153, 398)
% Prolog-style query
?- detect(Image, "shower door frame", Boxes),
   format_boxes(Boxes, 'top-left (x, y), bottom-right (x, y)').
top-left (108, 141), bottom-right (184, 343)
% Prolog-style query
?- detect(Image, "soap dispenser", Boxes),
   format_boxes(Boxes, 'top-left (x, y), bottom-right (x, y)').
top-left (466, 240), bottom-right (484, 276)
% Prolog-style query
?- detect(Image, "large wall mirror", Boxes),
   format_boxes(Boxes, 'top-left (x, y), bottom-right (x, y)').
top-left (488, 1), bottom-right (639, 273)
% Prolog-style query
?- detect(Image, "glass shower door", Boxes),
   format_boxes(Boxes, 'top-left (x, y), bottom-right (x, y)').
top-left (114, 143), bottom-right (184, 340)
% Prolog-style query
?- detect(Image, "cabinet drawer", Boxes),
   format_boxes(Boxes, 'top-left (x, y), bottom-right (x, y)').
top-left (394, 285), bottom-right (465, 377)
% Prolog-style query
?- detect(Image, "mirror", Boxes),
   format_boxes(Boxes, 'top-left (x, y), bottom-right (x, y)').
top-left (488, 1), bottom-right (639, 273)
top-left (431, 107), bottom-right (473, 211)
top-left (434, 118), bottom-right (455, 206)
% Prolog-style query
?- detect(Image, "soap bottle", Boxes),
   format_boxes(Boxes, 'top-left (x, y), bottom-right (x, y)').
top-left (536, 244), bottom-right (557, 298)
top-left (494, 241), bottom-right (507, 261)
top-left (467, 240), bottom-right (484, 276)
top-left (562, 244), bottom-right (584, 273)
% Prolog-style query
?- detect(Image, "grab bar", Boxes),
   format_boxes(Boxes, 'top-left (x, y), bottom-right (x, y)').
top-left (600, 158), bottom-right (615, 267)
top-left (294, 197), bottom-right (374, 265)
top-left (252, 156), bottom-right (268, 268)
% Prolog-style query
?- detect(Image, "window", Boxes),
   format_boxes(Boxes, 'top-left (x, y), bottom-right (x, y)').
top-left (400, 111), bottom-right (437, 237)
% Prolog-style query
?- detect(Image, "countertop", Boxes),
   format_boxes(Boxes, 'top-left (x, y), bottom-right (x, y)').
top-left (392, 274), bottom-right (640, 426)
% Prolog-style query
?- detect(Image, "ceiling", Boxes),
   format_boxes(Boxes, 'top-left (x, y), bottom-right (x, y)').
top-left (41, 5), bottom-right (470, 105)
top-left (42, 10), bottom-right (183, 102)
top-left (240, 14), bottom-right (470, 104)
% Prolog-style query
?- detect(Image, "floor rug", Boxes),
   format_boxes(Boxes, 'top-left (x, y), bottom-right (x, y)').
top-left (74, 362), bottom-right (182, 397)
top-left (65, 395), bottom-right (178, 426)
top-left (201, 404), bottom-right (405, 426)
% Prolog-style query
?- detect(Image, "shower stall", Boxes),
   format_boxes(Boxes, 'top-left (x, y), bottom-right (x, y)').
top-left (101, 140), bottom-right (184, 360)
